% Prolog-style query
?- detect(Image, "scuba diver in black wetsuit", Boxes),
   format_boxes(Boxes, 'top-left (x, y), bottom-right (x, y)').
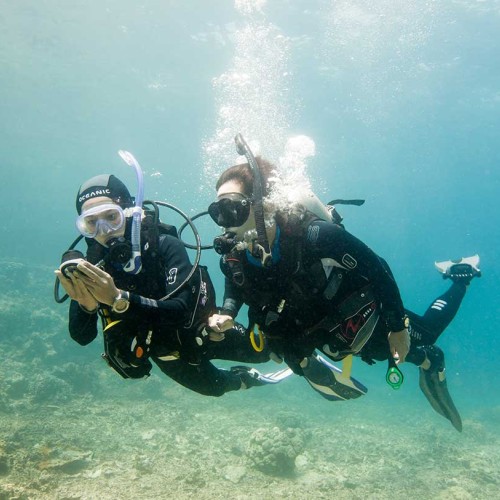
top-left (54, 151), bottom-right (270, 397)
top-left (206, 134), bottom-right (480, 431)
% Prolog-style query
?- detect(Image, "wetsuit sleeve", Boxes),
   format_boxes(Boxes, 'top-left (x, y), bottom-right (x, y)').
top-left (68, 299), bottom-right (98, 346)
top-left (308, 220), bottom-right (406, 332)
top-left (126, 235), bottom-right (192, 327)
top-left (219, 257), bottom-right (244, 317)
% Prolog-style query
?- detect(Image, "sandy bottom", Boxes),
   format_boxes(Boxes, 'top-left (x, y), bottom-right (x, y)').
top-left (1, 368), bottom-right (499, 500)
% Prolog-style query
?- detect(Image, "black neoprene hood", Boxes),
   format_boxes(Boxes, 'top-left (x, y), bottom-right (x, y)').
top-left (76, 174), bottom-right (133, 214)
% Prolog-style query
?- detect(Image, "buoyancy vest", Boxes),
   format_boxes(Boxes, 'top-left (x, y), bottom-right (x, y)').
top-left (221, 212), bottom-right (327, 331)
top-left (223, 209), bottom-right (379, 357)
top-left (86, 212), bottom-right (216, 378)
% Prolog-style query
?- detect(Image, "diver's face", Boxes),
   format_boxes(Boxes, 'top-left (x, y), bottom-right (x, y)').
top-left (215, 180), bottom-right (255, 238)
top-left (79, 196), bottom-right (126, 247)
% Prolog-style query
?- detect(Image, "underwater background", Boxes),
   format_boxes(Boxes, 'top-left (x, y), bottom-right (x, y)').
top-left (1, 1), bottom-right (499, 498)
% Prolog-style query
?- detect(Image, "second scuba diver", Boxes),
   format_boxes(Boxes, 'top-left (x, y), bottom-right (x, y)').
top-left (206, 135), bottom-right (481, 431)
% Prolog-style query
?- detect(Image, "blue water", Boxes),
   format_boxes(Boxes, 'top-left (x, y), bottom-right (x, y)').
top-left (1, 1), bottom-right (499, 498)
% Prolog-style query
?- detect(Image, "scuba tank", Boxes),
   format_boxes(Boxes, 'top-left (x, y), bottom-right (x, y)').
top-left (285, 187), bottom-right (365, 227)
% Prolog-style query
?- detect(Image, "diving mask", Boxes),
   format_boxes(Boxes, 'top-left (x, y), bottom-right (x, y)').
top-left (76, 203), bottom-right (126, 238)
top-left (208, 193), bottom-right (251, 228)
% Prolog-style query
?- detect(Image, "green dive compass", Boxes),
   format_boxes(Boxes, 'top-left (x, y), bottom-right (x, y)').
top-left (386, 358), bottom-right (404, 390)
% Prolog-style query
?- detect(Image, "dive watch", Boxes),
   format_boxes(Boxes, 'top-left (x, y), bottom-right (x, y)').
top-left (112, 290), bottom-right (130, 314)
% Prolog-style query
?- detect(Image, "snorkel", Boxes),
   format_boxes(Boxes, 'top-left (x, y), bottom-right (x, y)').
top-left (234, 133), bottom-right (272, 267)
top-left (118, 150), bottom-right (144, 275)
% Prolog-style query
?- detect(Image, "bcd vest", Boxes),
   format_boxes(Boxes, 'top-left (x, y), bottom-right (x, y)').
top-left (86, 214), bottom-right (216, 378)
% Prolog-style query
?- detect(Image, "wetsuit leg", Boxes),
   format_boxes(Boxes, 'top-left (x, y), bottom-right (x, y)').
top-left (205, 322), bottom-right (271, 363)
top-left (406, 282), bottom-right (467, 346)
top-left (152, 357), bottom-right (241, 397)
top-left (358, 282), bottom-right (467, 366)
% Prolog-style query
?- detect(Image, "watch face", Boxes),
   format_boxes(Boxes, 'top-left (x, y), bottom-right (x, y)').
top-left (113, 298), bottom-right (129, 313)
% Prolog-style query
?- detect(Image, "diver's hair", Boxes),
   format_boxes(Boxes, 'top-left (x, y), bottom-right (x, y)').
top-left (215, 157), bottom-right (277, 199)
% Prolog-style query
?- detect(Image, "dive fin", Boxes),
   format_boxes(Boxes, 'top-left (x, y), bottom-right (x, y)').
top-left (419, 367), bottom-right (462, 432)
top-left (230, 365), bottom-right (293, 386)
top-left (260, 367), bottom-right (294, 383)
top-left (302, 353), bottom-right (368, 401)
top-left (435, 254), bottom-right (481, 284)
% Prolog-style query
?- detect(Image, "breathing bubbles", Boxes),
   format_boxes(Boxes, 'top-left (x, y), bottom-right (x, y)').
top-left (278, 135), bottom-right (315, 191)
top-left (202, 0), bottom-right (293, 192)
top-left (235, 0), bottom-right (267, 15)
top-left (268, 135), bottom-right (317, 213)
top-left (319, 0), bottom-right (439, 123)
top-left (281, 135), bottom-right (315, 169)
top-left (202, 1), bottom-right (322, 214)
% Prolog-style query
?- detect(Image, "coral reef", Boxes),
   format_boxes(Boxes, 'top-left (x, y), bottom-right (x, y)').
top-left (1, 262), bottom-right (499, 499)
top-left (246, 425), bottom-right (309, 476)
